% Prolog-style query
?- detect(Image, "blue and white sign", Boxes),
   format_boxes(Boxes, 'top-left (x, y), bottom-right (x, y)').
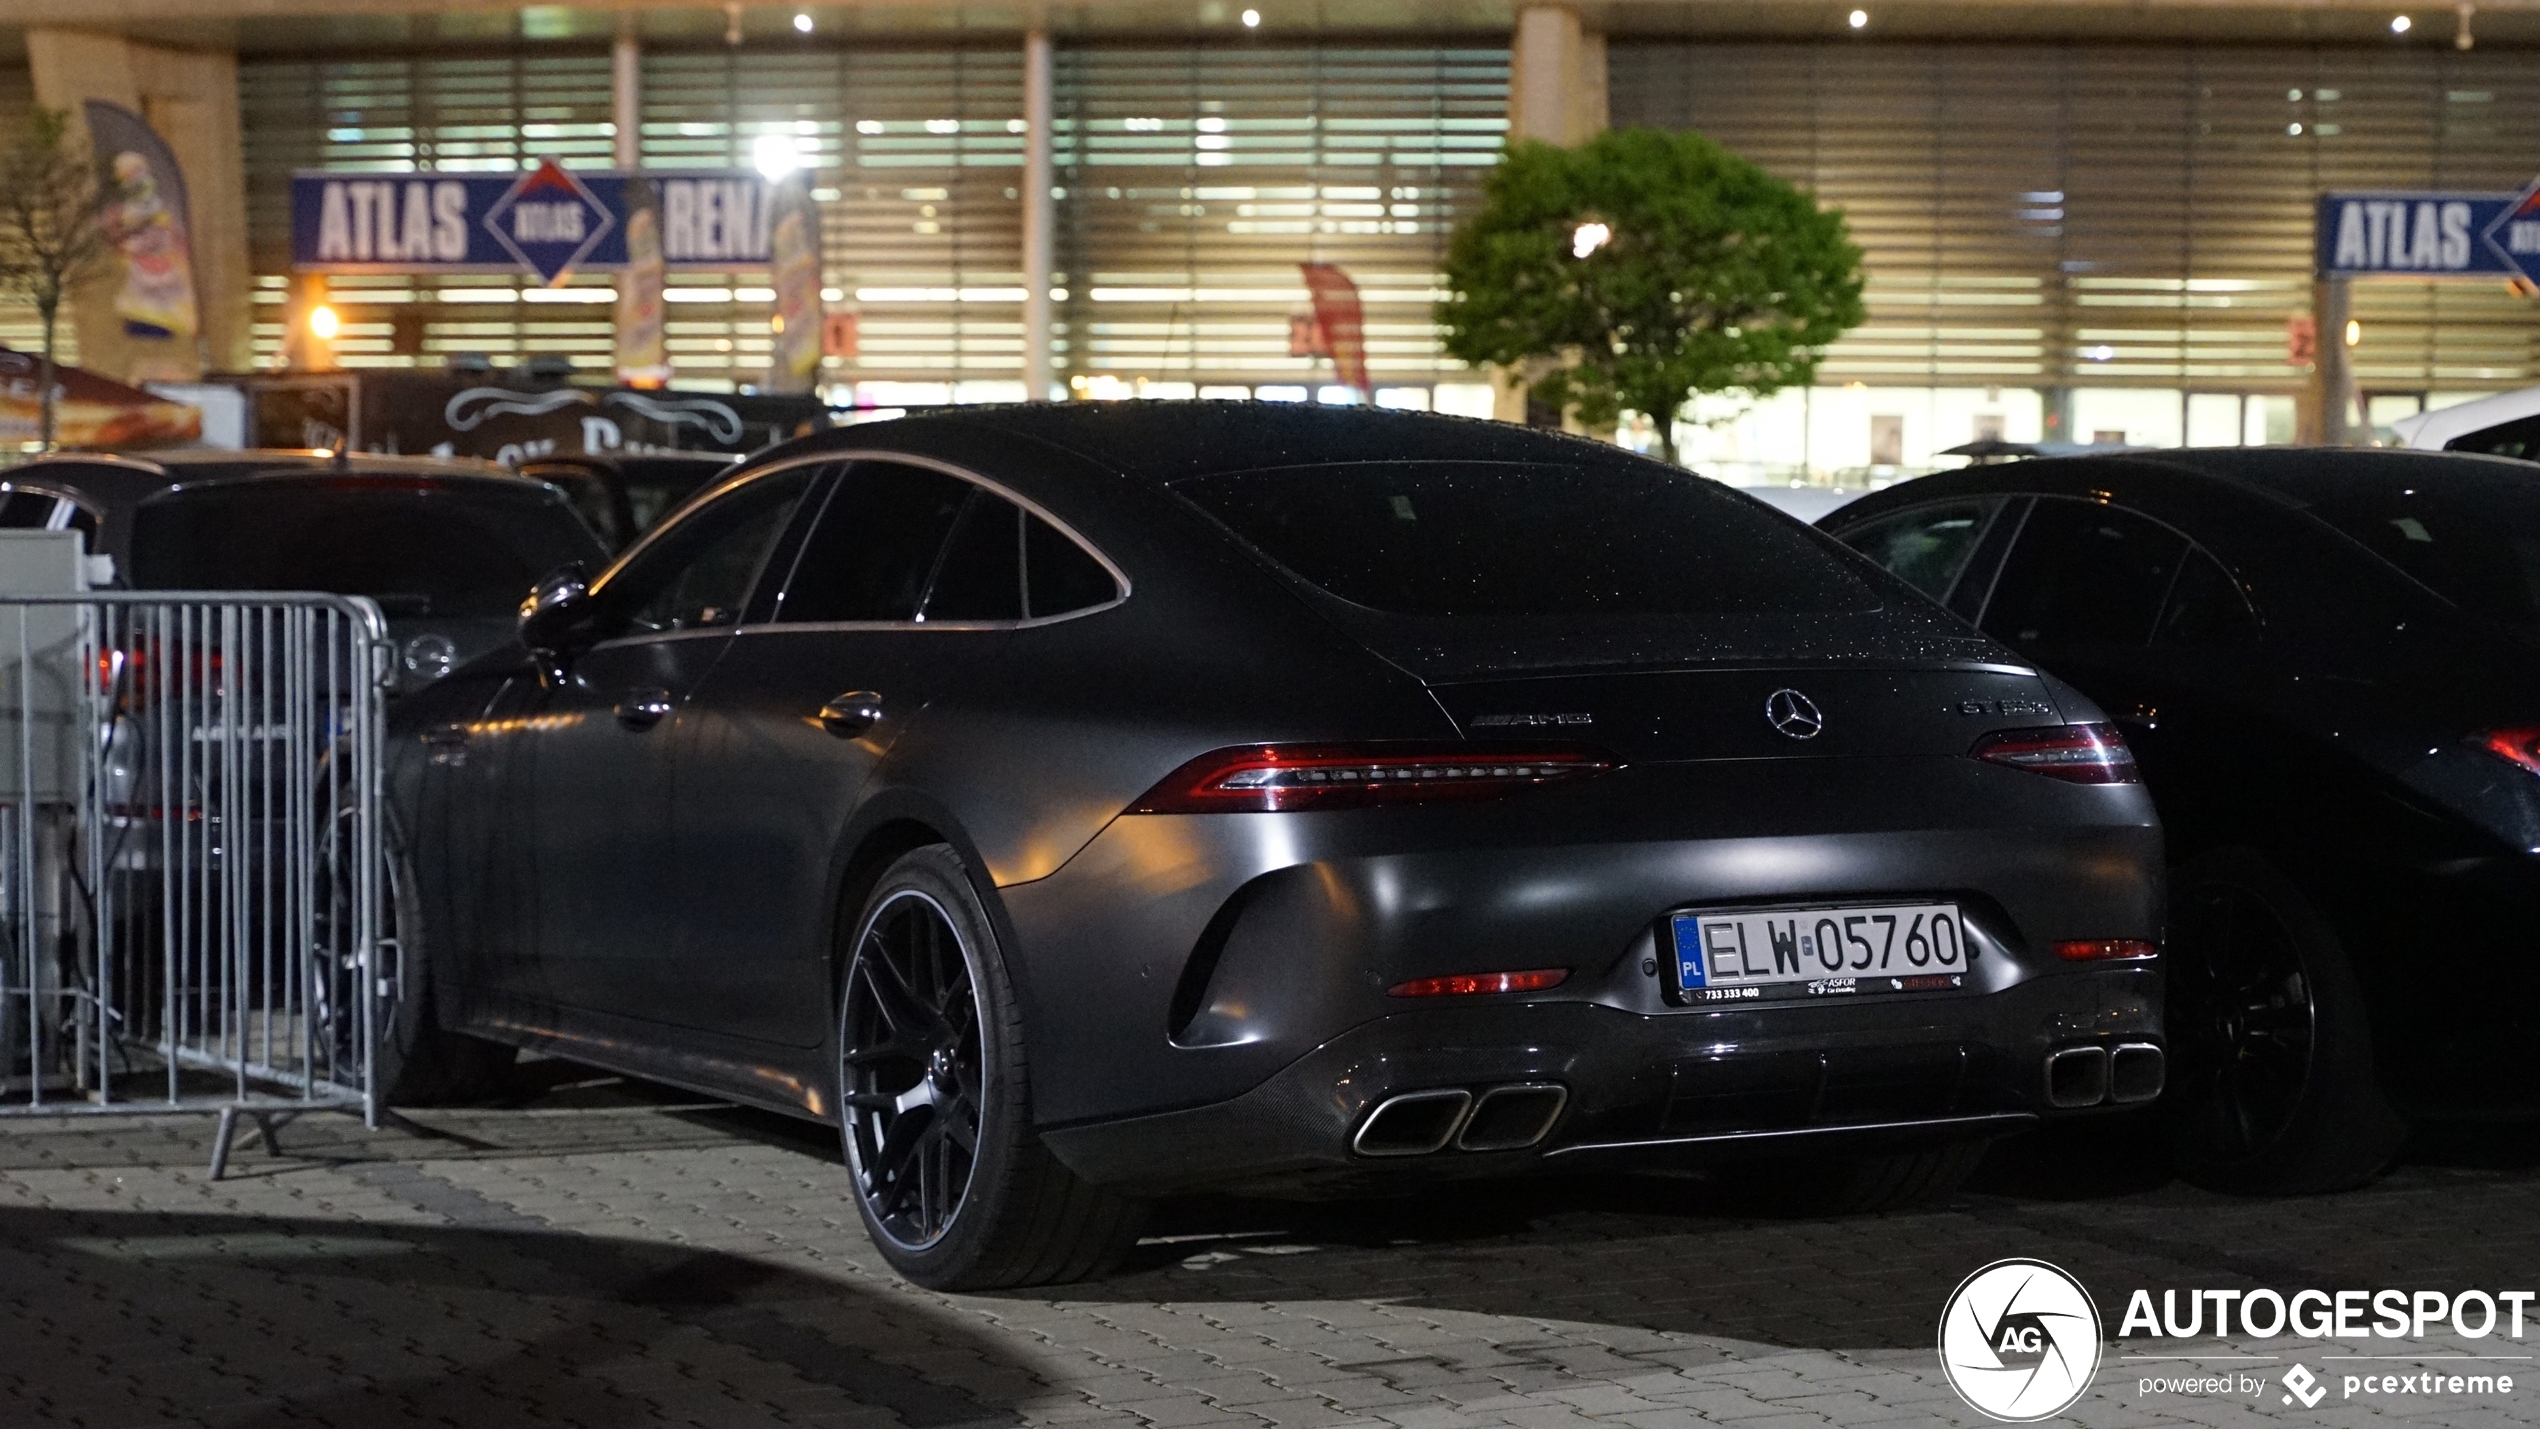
top-left (2316, 186), bottom-right (2540, 281)
top-left (291, 163), bottom-right (779, 281)
top-left (481, 160), bottom-right (614, 284)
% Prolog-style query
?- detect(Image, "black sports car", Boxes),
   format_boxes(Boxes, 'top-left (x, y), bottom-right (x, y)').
top-left (1824, 447), bottom-right (2540, 1195)
top-left (386, 405), bottom-right (2163, 1288)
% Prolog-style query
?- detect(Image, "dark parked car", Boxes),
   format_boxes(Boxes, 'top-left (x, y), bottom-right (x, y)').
top-left (385, 404), bottom-right (2163, 1288)
top-left (1824, 447), bottom-right (2540, 1195)
top-left (518, 451), bottom-right (741, 552)
top-left (0, 450), bottom-right (605, 687)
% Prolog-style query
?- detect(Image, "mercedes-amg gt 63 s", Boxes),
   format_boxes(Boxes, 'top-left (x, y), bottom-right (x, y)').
top-left (384, 405), bottom-right (2163, 1288)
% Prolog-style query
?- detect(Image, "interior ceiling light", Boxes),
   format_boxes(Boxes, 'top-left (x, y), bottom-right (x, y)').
top-left (793, 12), bottom-right (813, 32)
top-left (2391, 13), bottom-right (2413, 31)
top-left (1241, 8), bottom-right (1261, 27)
top-left (754, 132), bottom-right (802, 181)
top-left (1849, 10), bottom-right (1870, 28)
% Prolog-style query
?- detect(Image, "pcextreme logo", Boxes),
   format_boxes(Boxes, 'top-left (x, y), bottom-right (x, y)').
top-left (1939, 1258), bottom-right (2104, 1421)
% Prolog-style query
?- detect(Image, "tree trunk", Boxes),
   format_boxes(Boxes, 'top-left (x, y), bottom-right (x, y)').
top-left (35, 295), bottom-right (58, 453)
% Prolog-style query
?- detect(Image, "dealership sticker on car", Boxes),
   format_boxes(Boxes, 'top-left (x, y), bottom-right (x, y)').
top-left (1670, 903), bottom-right (1968, 1002)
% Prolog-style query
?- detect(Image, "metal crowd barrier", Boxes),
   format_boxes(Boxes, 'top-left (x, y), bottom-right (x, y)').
top-left (0, 592), bottom-right (391, 1178)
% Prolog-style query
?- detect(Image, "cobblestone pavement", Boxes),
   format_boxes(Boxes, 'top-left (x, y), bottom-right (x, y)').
top-left (4, 1066), bottom-right (2537, 1429)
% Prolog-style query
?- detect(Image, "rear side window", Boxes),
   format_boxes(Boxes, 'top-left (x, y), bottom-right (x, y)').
top-left (1025, 514), bottom-right (1118, 617)
top-left (1172, 461), bottom-right (1878, 618)
top-left (2158, 551), bottom-right (2261, 648)
top-left (2443, 414), bottom-right (2540, 463)
top-left (1837, 499), bottom-right (2001, 603)
top-left (1980, 498), bottom-right (2188, 650)
top-left (924, 494), bottom-right (1026, 622)
top-left (774, 461), bottom-right (971, 623)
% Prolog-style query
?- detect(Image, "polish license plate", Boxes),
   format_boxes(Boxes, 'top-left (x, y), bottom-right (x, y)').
top-left (1668, 902), bottom-right (1969, 1003)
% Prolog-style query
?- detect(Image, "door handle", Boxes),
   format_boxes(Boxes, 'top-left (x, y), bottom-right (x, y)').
top-left (615, 688), bottom-right (674, 730)
top-left (818, 690), bottom-right (884, 738)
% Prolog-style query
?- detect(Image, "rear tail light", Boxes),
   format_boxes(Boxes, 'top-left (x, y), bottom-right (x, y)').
top-left (1127, 742), bottom-right (1615, 814)
top-left (1971, 723), bottom-right (2139, 784)
top-left (1388, 968), bottom-right (1569, 997)
top-left (2054, 938), bottom-right (2158, 962)
top-left (2478, 727), bottom-right (2540, 777)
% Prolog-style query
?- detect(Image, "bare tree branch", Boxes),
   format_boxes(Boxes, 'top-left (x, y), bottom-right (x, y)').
top-left (0, 109), bottom-right (128, 450)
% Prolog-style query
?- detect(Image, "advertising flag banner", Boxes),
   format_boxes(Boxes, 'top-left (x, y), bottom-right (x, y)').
top-left (615, 175), bottom-right (671, 387)
top-left (1298, 262), bottom-right (1371, 400)
top-left (764, 176), bottom-right (825, 394)
top-left (81, 102), bottom-right (201, 356)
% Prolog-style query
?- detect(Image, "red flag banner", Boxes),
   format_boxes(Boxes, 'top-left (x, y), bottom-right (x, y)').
top-left (1298, 262), bottom-right (1370, 400)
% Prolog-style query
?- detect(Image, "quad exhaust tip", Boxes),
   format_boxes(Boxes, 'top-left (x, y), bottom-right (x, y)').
top-left (1457, 1083), bottom-right (1569, 1152)
top-left (2044, 1045), bottom-right (2109, 1108)
top-left (2108, 1041), bottom-right (2165, 1104)
top-left (2045, 1041), bottom-right (2165, 1108)
top-left (1353, 1083), bottom-right (1569, 1157)
top-left (1353, 1089), bottom-right (1473, 1157)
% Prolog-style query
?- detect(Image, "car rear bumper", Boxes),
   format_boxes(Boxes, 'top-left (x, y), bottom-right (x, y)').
top-left (1040, 964), bottom-right (2162, 1196)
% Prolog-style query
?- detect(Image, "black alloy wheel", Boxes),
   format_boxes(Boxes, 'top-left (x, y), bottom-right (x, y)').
top-left (2163, 848), bottom-right (2405, 1195)
top-left (840, 887), bottom-right (987, 1249)
top-left (2165, 880), bottom-right (2316, 1163)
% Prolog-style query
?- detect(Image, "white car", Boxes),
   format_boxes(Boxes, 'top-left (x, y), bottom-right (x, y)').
top-left (2390, 387), bottom-right (2540, 459)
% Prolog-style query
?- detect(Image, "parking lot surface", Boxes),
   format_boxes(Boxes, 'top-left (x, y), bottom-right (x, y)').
top-left (4, 1067), bottom-right (2535, 1429)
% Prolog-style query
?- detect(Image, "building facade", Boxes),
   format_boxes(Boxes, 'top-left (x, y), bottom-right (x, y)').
top-left (7, 1), bottom-right (2540, 473)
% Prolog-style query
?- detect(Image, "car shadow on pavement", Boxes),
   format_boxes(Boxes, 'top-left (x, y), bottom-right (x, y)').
top-left (1018, 1113), bottom-right (2540, 1355)
top-left (0, 1202), bottom-right (1032, 1428)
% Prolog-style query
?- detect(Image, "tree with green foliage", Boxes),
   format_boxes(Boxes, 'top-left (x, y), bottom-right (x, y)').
top-left (1437, 128), bottom-right (1866, 465)
top-left (0, 109), bottom-right (124, 451)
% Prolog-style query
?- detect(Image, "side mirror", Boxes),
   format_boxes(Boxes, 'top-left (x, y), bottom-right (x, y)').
top-left (518, 562), bottom-right (597, 658)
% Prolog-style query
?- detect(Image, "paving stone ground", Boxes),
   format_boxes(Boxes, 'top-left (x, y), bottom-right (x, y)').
top-left (4, 1065), bottom-right (2537, 1429)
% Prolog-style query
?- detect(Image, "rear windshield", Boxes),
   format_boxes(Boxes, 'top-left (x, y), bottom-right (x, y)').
top-left (128, 479), bottom-right (602, 617)
top-left (1171, 461), bottom-right (1880, 618)
top-left (2291, 472), bottom-right (2540, 631)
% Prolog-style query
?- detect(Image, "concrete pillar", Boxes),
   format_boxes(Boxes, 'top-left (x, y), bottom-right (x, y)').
top-left (612, 23), bottom-right (642, 170)
top-left (1495, 6), bottom-right (1608, 425)
top-left (1508, 6), bottom-right (1607, 147)
top-left (1021, 31), bottom-right (1055, 402)
top-left (26, 28), bottom-right (252, 379)
top-left (2314, 277), bottom-right (2356, 446)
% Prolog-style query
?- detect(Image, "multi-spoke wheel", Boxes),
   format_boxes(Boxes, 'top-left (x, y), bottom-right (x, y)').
top-left (2165, 848), bottom-right (2404, 1194)
top-left (835, 845), bottom-right (1148, 1289)
top-left (361, 824), bottom-right (514, 1107)
top-left (840, 887), bottom-right (986, 1249)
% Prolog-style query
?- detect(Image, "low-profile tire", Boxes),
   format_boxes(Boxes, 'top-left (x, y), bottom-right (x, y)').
top-left (368, 832), bottom-right (515, 1108)
top-left (1724, 1139), bottom-right (1990, 1216)
top-left (836, 845), bottom-right (1148, 1290)
top-left (2164, 847), bottom-right (2405, 1195)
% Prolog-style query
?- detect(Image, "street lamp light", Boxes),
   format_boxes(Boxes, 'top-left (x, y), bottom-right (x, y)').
top-left (308, 305), bottom-right (340, 341)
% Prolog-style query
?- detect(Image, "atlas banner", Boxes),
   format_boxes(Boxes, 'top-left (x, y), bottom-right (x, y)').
top-left (240, 373), bottom-right (825, 468)
top-left (291, 162), bottom-right (781, 284)
top-left (614, 175), bottom-right (671, 387)
top-left (763, 176), bottom-right (825, 395)
top-left (82, 101), bottom-right (201, 371)
top-left (1298, 262), bottom-right (1371, 400)
top-left (2316, 182), bottom-right (2540, 283)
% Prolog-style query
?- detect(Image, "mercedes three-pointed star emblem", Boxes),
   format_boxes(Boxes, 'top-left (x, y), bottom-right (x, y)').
top-left (1765, 688), bottom-right (1825, 740)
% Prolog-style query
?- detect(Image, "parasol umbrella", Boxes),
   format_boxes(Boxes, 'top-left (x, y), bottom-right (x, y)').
top-left (1939, 436), bottom-right (2039, 464)
top-left (0, 346), bottom-right (201, 450)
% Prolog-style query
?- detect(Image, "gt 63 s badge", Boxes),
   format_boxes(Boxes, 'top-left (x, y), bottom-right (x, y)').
top-left (1939, 1258), bottom-right (2104, 1421)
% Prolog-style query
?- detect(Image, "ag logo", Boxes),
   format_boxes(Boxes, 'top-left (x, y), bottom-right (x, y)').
top-left (1938, 1258), bottom-right (2103, 1421)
